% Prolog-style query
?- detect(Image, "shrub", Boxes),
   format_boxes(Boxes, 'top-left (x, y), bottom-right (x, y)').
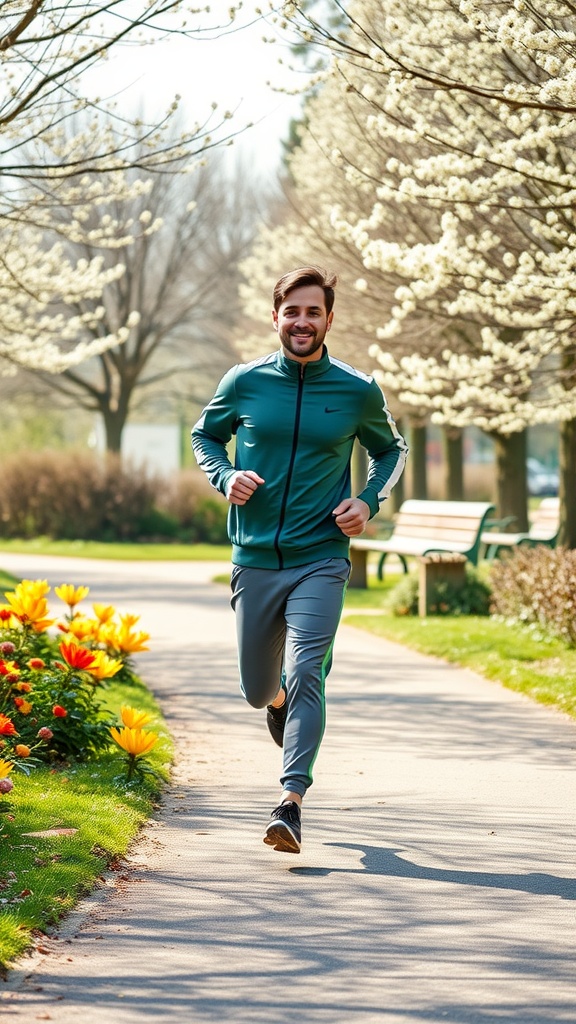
top-left (0, 452), bottom-right (228, 543)
top-left (156, 468), bottom-right (228, 544)
top-left (490, 545), bottom-right (576, 647)
top-left (389, 565), bottom-right (492, 616)
top-left (0, 451), bottom-right (159, 541)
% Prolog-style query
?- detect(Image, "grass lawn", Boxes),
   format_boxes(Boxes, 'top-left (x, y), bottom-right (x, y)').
top-left (0, 674), bottom-right (173, 971)
top-left (344, 608), bottom-right (576, 721)
top-left (0, 538), bottom-right (231, 562)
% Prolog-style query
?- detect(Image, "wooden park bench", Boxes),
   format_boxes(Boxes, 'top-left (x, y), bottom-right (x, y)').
top-left (349, 498), bottom-right (495, 591)
top-left (481, 497), bottom-right (560, 560)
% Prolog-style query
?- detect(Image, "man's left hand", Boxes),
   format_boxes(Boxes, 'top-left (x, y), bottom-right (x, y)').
top-left (332, 497), bottom-right (371, 537)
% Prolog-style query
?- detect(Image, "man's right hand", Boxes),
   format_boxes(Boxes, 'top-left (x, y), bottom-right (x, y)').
top-left (226, 470), bottom-right (265, 505)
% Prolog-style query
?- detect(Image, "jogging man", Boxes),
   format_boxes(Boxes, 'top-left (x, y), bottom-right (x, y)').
top-left (192, 266), bottom-right (408, 853)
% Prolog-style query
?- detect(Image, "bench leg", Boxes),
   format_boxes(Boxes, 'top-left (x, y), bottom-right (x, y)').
top-left (418, 556), bottom-right (467, 617)
top-left (377, 552), bottom-right (408, 580)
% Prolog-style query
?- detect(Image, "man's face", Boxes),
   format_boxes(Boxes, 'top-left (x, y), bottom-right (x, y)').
top-left (272, 284), bottom-right (333, 363)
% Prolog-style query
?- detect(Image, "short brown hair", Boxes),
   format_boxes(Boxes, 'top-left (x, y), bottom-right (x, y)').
top-left (273, 266), bottom-right (338, 314)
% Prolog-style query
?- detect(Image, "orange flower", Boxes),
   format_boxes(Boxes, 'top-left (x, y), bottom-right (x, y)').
top-left (0, 660), bottom-right (19, 678)
top-left (0, 715), bottom-right (17, 736)
top-left (58, 640), bottom-right (97, 671)
top-left (16, 682), bottom-right (32, 693)
top-left (15, 744), bottom-right (31, 758)
top-left (53, 705), bottom-right (67, 718)
top-left (27, 658), bottom-right (45, 670)
top-left (13, 698), bottom-right (32, 715)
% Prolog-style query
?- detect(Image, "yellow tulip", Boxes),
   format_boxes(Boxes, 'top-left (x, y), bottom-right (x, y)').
top-left (55, 584), bottom-right (90, 608)
top-left (119, 613), bottom-right (141, 628)
top-left (87, 651), bottom-right (123, 681)
top-left (92, 603), bottom-right (116, 623)
top-left (110, 726), bottom-right (158, 757)
top-left (4, 580), bottom-right (54, 631)
top-left (63, 616), bottom-right (97, 642)
top-left (115, 627), bottom-right (151, 654)
top-left (120, 705), bottom-right (154, 729)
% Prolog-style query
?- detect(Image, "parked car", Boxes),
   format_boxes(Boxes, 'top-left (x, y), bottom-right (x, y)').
top-left (527, 457), bottom-right (559, 496)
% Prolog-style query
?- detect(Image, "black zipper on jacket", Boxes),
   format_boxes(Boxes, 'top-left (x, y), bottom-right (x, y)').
top-left (274, 362), bottom-right (305, 568)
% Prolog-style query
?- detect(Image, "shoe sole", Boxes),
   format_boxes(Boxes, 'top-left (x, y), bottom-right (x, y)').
top-left (263, 822), bottom-right (301, 854)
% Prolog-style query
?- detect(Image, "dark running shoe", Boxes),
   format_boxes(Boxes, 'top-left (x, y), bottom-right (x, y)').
top-left (263, 801), bottom-right (301, 854)
top-left (266, 692), bottom-right (287, 748)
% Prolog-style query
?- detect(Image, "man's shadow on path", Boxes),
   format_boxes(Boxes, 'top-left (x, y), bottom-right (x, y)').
top-left (291, 843), bottom-right (576, 900)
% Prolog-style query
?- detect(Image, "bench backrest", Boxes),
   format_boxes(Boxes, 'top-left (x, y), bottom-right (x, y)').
top-left (392, 500), bottom-right (495, 546)
top-left (529, 497), bottom-right (560, 540)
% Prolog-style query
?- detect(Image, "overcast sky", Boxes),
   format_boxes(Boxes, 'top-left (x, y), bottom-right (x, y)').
top-left (83, 5), bottom-right (305, 172)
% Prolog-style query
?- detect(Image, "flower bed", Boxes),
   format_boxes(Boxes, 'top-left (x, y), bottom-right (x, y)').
top-left (0, 578), bottom-right (158, 796)
top-left (0, 577), bottom-right (171, 969)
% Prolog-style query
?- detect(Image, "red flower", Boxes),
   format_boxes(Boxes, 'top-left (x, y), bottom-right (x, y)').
top-left (27, 658), bottom-right (45, 670)
top-left (52, 705), bottom-right (68, 718)
top-left (0, 714), bottom-right (17, 737)
top-left (37, 727), bottom-right (53, 741)
top-left (13, 697), bottom-right (32, 715)
top-left (58, 640), bottom-right (97, 671)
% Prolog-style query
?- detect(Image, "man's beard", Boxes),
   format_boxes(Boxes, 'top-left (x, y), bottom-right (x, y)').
top-left (279, 326), bottom-right (326, 359)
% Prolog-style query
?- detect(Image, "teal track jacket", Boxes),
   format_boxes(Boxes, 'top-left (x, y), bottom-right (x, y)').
top-left (191, 347), bottom-right (408, 569)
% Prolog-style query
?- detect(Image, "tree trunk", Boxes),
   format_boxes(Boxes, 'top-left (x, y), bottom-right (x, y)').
top-left (491, 429), bottom-right (529, 531)
top-left (443, 426), bottom-right (464, 500)
top-left (559, 416), bottom-right (576, 548)
top-left (101, 408), bottom-right (126, 453)
top-left (411, 421), bottom-right (428, 499)
top-left (391, 416), bottom-right (406, 513)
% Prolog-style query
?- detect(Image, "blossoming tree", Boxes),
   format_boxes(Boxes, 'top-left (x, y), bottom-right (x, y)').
top-left (0, 1), bottom-right (236, 375)
top-left (28, 146), bottom-right (259, 451)
top-left (276, 0), bottom-right (576, 544)
top-left (240, 27), bottom-right (474, 505)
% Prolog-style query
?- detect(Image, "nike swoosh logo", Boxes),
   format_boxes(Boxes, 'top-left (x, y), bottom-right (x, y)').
top-left (244, 441), bottom-right (256, 447)
top-left (324, 407), bottom-right (341, 413)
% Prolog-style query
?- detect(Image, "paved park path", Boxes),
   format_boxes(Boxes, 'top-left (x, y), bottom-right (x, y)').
top-left (1, 553), bottom-right (575, 1024)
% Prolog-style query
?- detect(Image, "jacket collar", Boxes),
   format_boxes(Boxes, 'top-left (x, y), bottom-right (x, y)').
top-left (275, 345), bottom-right (331, 378)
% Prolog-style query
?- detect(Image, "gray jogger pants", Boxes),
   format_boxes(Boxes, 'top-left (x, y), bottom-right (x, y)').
top-left (229, 557), bottom-right (350, 798)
